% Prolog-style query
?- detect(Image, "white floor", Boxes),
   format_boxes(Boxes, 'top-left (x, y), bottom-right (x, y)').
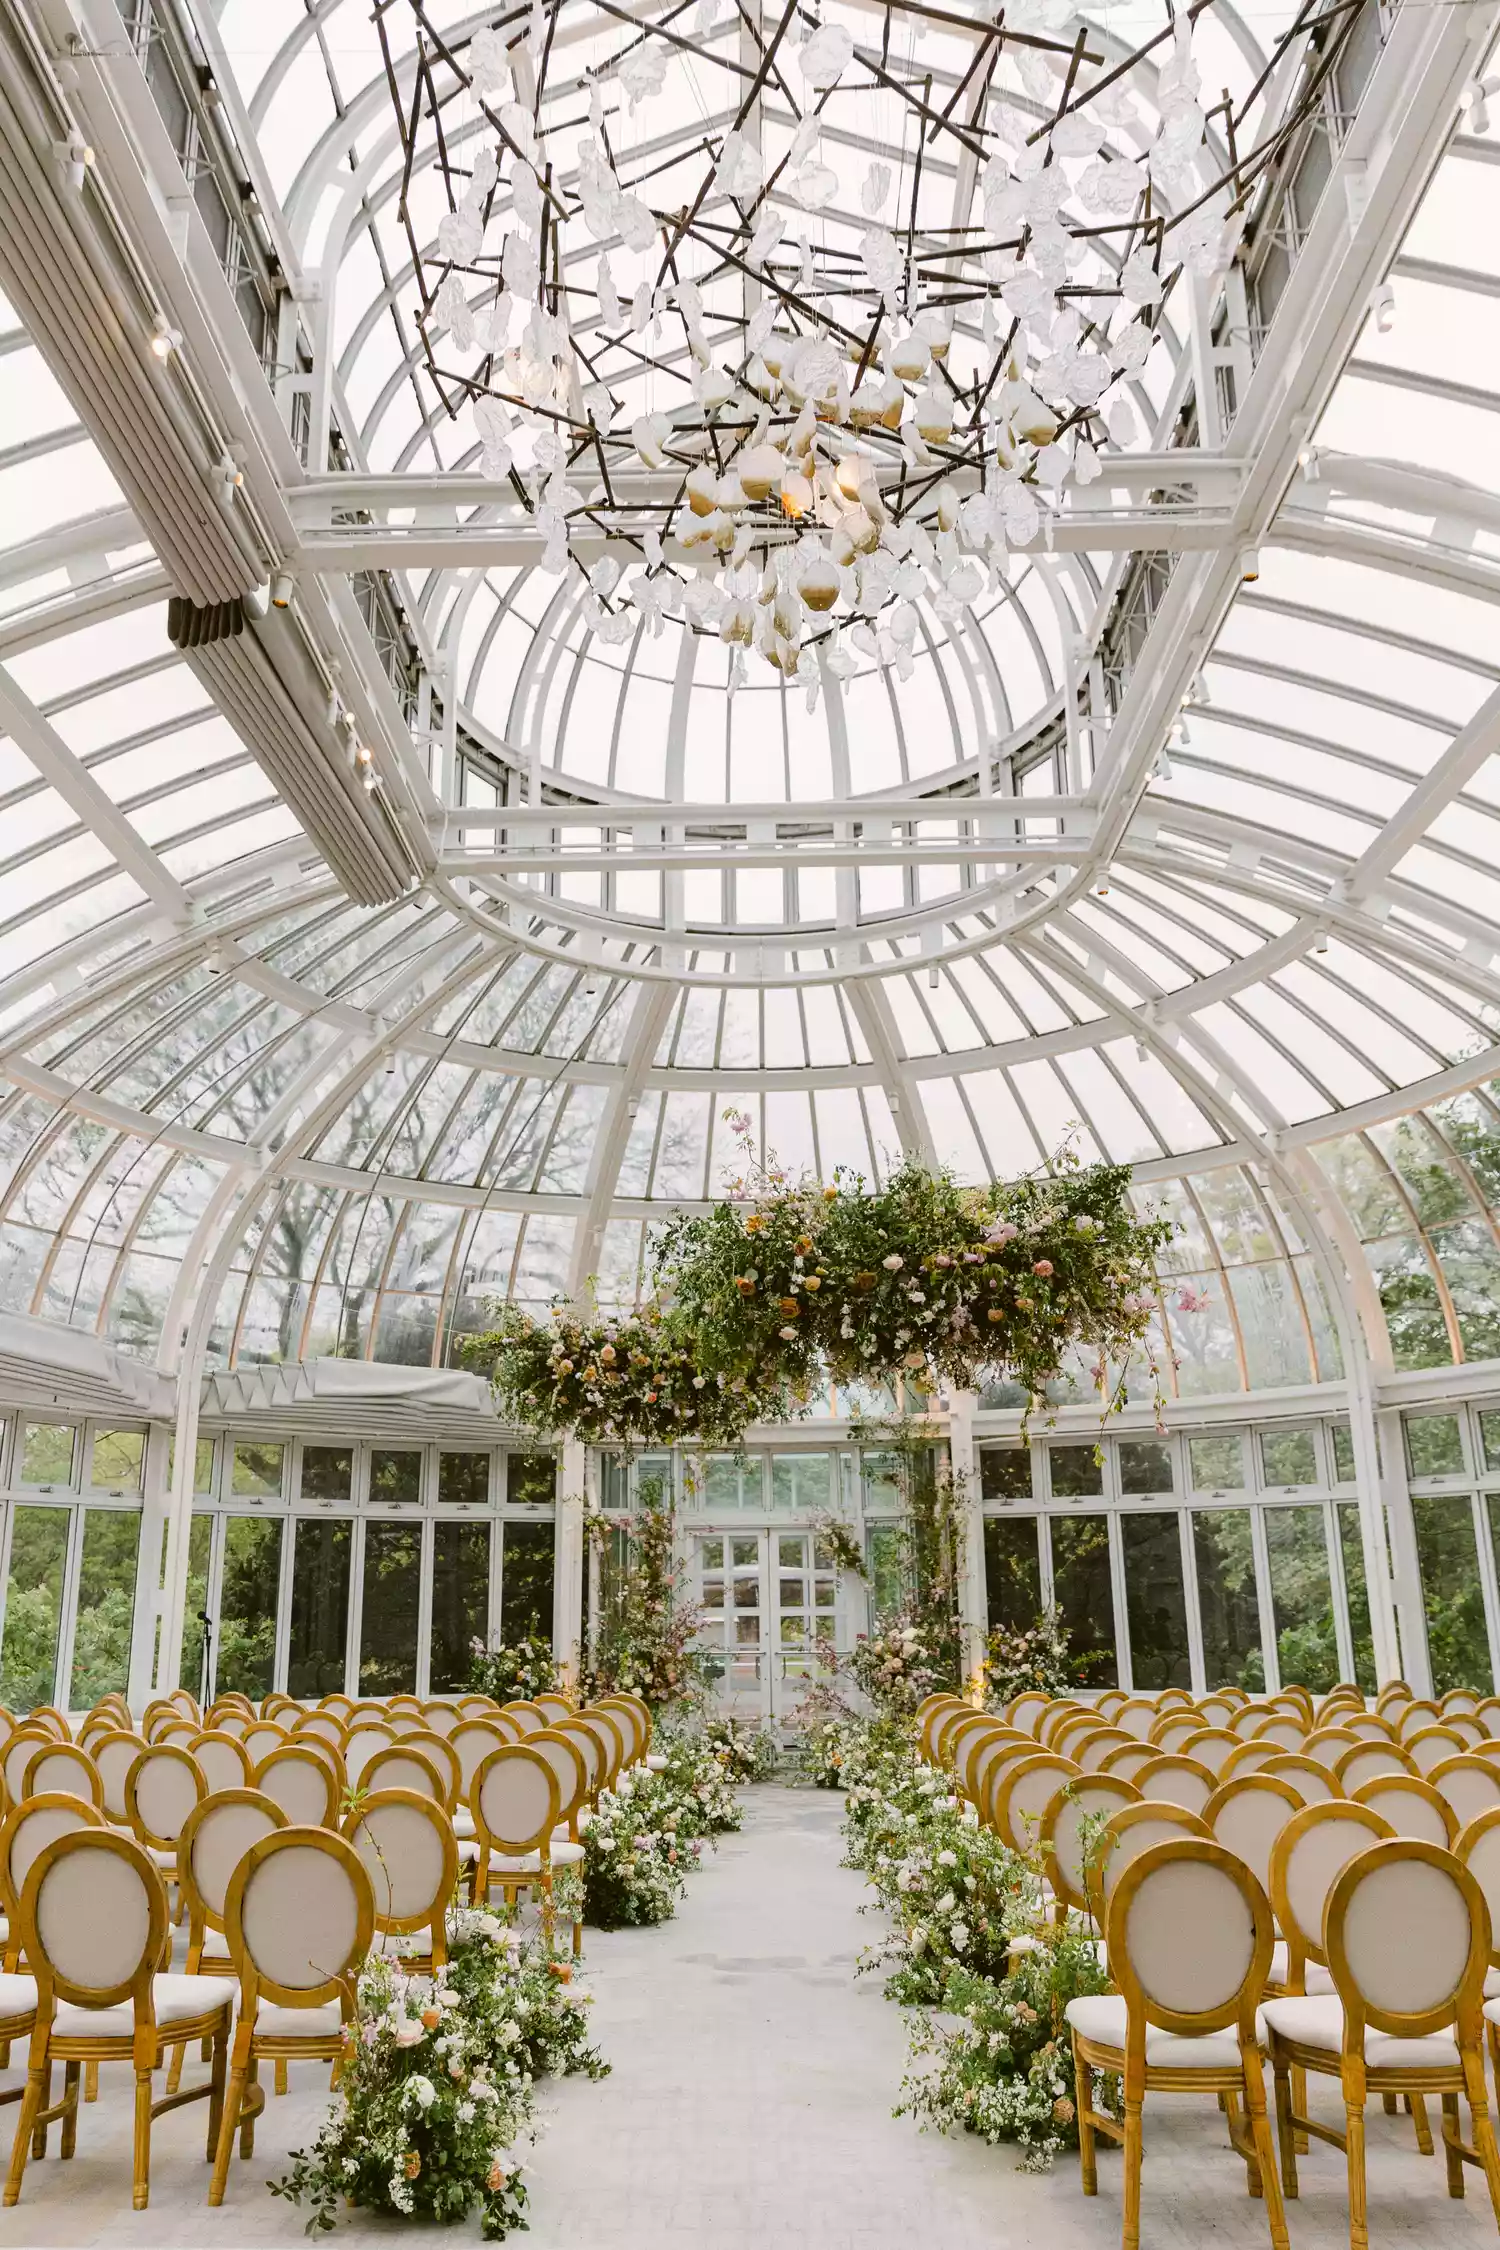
top-left (0, 1786), bottom-right (1497, 2247)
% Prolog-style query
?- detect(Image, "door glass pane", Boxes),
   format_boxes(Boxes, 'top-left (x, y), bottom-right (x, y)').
top-left (1264, 1506), bottom-right (1339, 1692)
top-left (370, 1449), bottom-right (421, 1506)
top-left (287, 1520), bottom-right (352, 1698)
top-left (70, 1510), bottom-right (140, 1705)
top-left (1194, 1510), bottom-right (1262, 1690)
top-left (1050, 1516), bottom-right (1117, 1686)
top-left (178, 1514), bottom-right (214, 1706)
top-left (217, 1517), bottom-right (283, 1697)
top-left (1, 1506), bottom-right (69, 1710)
top-left (1336, 1504), bottom-right (1379, 1696)
top-left (360, 1521), bottom-right (421, 1693)
top-left (866, 1524), bottom-right (905, 1622)
top-left (431, 1520), bottom-right (491, 1690)
top-left (439, 1451), bottom-right (489, 1506)
top-left (1121, 1512), bottom-right (1190, 1689)
top-left (984, 1517), bottom-right (1040, 1633)
top-left (500, 1522), bottom-right (555, 1644)
top-left (770, 1454), bottom-right (831, 1510)
top-left (1414, 1493), bottom-right (1491, 1694)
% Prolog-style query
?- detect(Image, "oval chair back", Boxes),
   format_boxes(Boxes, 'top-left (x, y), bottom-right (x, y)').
top-left (1351, 1772), bottom-right (1457, 1847)
top-left (188, 1731), bottom-right (251, 1797)
top-left (222, 1827), bottom-right (373, 2015)
top-left (361, 1744), bottom-right (446, 1806)
top-left (1454, 1805), bottom-right (1500, 1975)
top-left (533, 1694), bottom-right (574, 1724)
top-left (291, 1712), bottom-right (346, 1749)
top-left (1040, 1774), bottom-right (1141, 1917)
top-left (1179, 1729), bottom-right (1241, 1777)
top-left (240, 1723), bottom-right (288, 1768)
top-left (1325, 1836), bottom-right (1490, 2040)
top-left (420, 1701), bottom-right (461, 1736)
top-left (1133, 1755), bottom-right (1216, 1814)
top-left (1259, 1753), bottom-right (1338, 1805)
top-left (342, 1790), bottom-right (458, 1965)
top-left (386, 1710), bottom-right (428, 1739)
top-left (1344, 1714), bottom-right (1397, 1744)
top-left (1108, 1837), bottom-right (1275, 2053)
top-left (451, 1720), bottom-right (510, 1806)
top-left (2, 1730), bottom-right (52, 1805)
top-left (1086, 1801), bottom-right (1211, 1930)
top-left (1269, 1799), bottom-right (1393, 1983)
top-left (250, 1745), bottom-right (340, 1828)
top-left (1250, 1716), bottom-right (1307, 1753)
top-left (554, 1718), bottom-right (605, 1797)
top-left (342, 1722), bottom-right (395, 1784)
top-left (945, 1714), bottom-right (1001, 1785)
top-left (575, 1709), bottom-right (627, 1791)
top-left (90, 1730), bottom-right (147, 1824)
top-left (398, 1731), bottom-right (461, 1808)
top-left (0, 1795), bottom-right (102, 1961)
top-left (1077, 1728), bottom-right (1134, 1773)
top-left (1149, 1712), bottom-right (1206, 1755)
top-left (597, 1697), bottom-right (646, 1764)
top-left (992, 1753), bottom-right (1080, 1856)
top-left (1202, 1773), bottom-right (1304, 1897)
top-left (1406, 1725), bottom-right (1469, 1775)
top-left (951, 1721), bottom-right (1008, 1800)
top-left (207, 1709), bottom-right (251, 1739)
top-left (1333, 1742), bottom-right (1414, 1795)
top-left (529, 1729), bottom-right (590, 1835)
top-left (18, 1826), bottom-right (166, 2018)
top-left (968, 1733), bottom-right (1027, 1811)
top-left (1099, 1742), bottom-right (1163, 1787)
top-left (917, 1697), bottom-right (967, 1760)
top-left (502, 1701), bottom-right (548, 1738)
top-left (1431, 1756), bottom-right (1500, 1832)
top-left (178, 1790), bottom-right (287, 1965)
top-left (471, 1746), bottom-right (560, 1905)
top-left (22, 1744), bottom-right (101, 1810)
top-left (125, 1744), bottom-right (205, 1852)
top-left (1112, 1698), bottom-right (1161, 1742)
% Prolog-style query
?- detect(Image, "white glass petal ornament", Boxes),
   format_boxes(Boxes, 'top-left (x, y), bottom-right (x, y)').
top-left (915, 386), bottom-right (954, 442)
top-left (1120, 247), bottom-right (1163, 306)
top-left (735, 443), bottom-right (785, 501)
top-left (468, 26), bottom-right (512, 97)
top-left (616, 43), bottom-right (670, 110)
top-left (889, 332), bottom-right (931, 382)
top-left (780, 471), bottom-right (814, 519)
top-left (861, 161), bottom-right (891, 215)
top-left (798, 553), bottom-right (841, 612)
top-left (437, 206), bottom-right (483, 264)
top-left (800, 21), bottom-right (854, 86)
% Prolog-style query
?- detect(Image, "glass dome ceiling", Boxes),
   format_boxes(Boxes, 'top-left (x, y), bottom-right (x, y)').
top-left (0, 0), bottom-right (1497, 1407)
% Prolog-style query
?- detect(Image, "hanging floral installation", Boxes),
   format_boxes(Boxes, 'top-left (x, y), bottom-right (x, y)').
top-left (379, 0), bottom-right (1355, 691)
top-left (461, 1132), bottom-right (1172, 1444)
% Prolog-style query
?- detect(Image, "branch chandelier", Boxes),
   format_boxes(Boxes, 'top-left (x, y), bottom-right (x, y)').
top-left (380, 0), bottom-right (1348, 691)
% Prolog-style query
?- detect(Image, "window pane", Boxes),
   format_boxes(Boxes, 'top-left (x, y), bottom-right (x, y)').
top-left (179, 1515), bottom-right (214, 1705)
top-left (770, 1454), bottom-right (831, 1511)
top-left (167, 1437), bottom-right (215, 1494)
top-left (866, 1524), bottom-right (905, 1621)
top-left (1264, 1507), bottom-right (1338, 1691)
top-left (90, 1430), bottom-right (143, 1492)
top-left (369, 1449), bottom-right (421, 1506)
top-left (70, 1510), bottom-right (140, 1705)
top-left (1330, 1422), bottom-right (1356, 1482)
top-left (980, 1448), bottom-right (1032, 1500)
top-left (287, 1520), bottom-right (351, 1698)
top-left (439, 1452), bottom-right (490, 1507)
top-left (1405, 1414), bottom-right (1465, 1479)
top-left (1121, 1512), bottom-right (1190, 1689)
top-left (1119, 1441), bottom-right (1172, 1496)
top-left (1, 1506), bottom-right (69, 1709)
top-left (300, 1446), bottom-right (352, 1502)
top-left (431, 1520), bottom-right (490, 1690)
top-left (1482, 1413), bottom-right (1500, 1474)
top-left (232, 1442), bottom-right (283, 1498)
top-left (1194, 1510), bottom-right (1262, 1690)
top-left (862, 1450), bottom-right (903, 1508)
top-left (984, 1517), bottom-right (1040, 1633)
top-left (1414, 1494), bottom-right (1491, 1695)
top-left (1189, 1434), bottom-right (1244, 1490)
top-left (1049, 1445), bottom-right (1103, 1499)
top-left (216, 1518), bottom-right (282, 1697)
top-left (1260, 1430), bottom-right (1317, 1487)
top-left (1336, 1503), bottom-right (1378, 1696)
top-left (500, 1522), bottom-right (555, 1644)
top-left (700, 1456), bottom-right (752, 1510)
top-left (506, 1452), bottom-right (555, 1507)
top-left (1050, 1516), bottom-right (1117, 1686)
top-left (21, 1425), bottom-right (73, 1486)
top-left (359, 1521), bottom-right (421, 1693)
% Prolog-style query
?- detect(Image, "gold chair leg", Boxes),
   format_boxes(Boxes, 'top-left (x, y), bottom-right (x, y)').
top-left (166, 2040), bottom-right (186, 2097)
top-left (1344, 2095), bottom-right (1369, 2250)
top-left (1074, 2038), bottom-right (1097, 2197)
top-left (1441, 2090), bottom-right (1465, 2198)
top-left (4, 2064), bottom-right (46, 2206)
top-left (209, 2040), bottom-right (251, 2207)
top-left (132, 2067), bottom-right (153, 2210)
top-left (31, 2060), bottom-right (51, 2159)
top-left (1462, 2043), bottom-right (1500, 2227)
top-left (59, 2062), bottom-right (80, 2160)
top-left (1409, 2092), bottom-right (1435, 2156)
top-left (1293, 2063), bottom-right (1309, 2155)
top-left (1122, 2093), bottom-right (1144, 2250)
top-left (240, 2058), bottom-right (259, 2158)
top-left (83, 2059), bottom-right (98, 2104)
top-left (1244, 2049), bottom-right (1291, 2250)
top-left (1272, 2050), bottom-right (1299, 2200)
top-left (1382, 2091), bottom-right (1398, 2114)
top-left (205, 2019), bottom-right (228, 2160)
top-left (275, 2058), bottom-right (288, 2095)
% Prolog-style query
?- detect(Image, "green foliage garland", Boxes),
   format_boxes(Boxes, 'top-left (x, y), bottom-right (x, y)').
top-left (467, 1633), bottom-right (560, 1704)
top-left (460, 1137), bottom-right (1172, 1446)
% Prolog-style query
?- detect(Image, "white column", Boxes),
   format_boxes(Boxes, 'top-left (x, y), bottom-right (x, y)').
top-left (128, 1417), bottom-right (172, 1712)
top-left (553, 1439), bottom-right (587, 1684)
top-left (1375, 1404), bottom-right (1431, 1695)
top-left (155, 1370), bottom-right (202, 1694)
top-left (948, 1390), bottom-right (986, 1688)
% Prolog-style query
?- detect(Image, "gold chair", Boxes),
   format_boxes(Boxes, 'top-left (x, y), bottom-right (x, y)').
top-left (1066, 1838), bottom-right (1287, 2250)
top-left (21, 1743), bottom-right (102, 1811)
top-left (471, 1743), bottom-right (583, 1937)
top-left (166, 1788), bottom-right (287, 2095)
top-left (250, 1742), bottom-right (342, 1827)
top-left (3, 1830), bottom-right (233, 2211)
top-left (208, 1826), bottom-right (374, 2207)
top-left (342, 1788), bottom-right (458, 1970)
top-left (1265, 1837), bottom-right (1500, 2247)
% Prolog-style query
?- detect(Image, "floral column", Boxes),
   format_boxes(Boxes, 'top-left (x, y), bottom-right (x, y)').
top-left (947, 1389), bottom-right (987, 1689)
top-left (554, 1438), bottom-right (588, 1685)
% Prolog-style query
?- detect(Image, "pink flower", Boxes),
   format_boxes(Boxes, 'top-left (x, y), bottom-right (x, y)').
top-left (1032, 1259), bottom-right (1053, 1276)
top-left (1176, 1286), bottom-right (1210, 1313)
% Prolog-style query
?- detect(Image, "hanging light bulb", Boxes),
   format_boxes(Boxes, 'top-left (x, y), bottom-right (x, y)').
top-left (1371, 281), bottom-right (1396, 334)
top-left (148, 315), bottom-right (181, 360)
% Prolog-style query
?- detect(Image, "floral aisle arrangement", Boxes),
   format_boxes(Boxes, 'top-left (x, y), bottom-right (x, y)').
top-left (467, 1632), bottom-right (560, 1704)
top-left (848, 1617), bottom-right (946, 1718)
top-left (982, 1609), bottom-right (1082, 1704)
top-left (696, 1711), bottom-right (781, 1785)
top-left (583, 1480), bottom-right (707, 1713)
top-left (579, 1762), bottom-right (697, 1929)
top-left (459, 1136), bottom-right (1173, 1445)
top-left (272, 1911), bottom-right (606, 2240)
top-left (836, 1712), bottom-right (1112, 2169)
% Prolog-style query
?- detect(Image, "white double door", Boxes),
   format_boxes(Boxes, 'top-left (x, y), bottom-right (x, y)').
top-left (694, 1527), bottom-right (841, 1729)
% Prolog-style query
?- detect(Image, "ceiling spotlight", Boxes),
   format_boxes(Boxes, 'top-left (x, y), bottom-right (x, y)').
top-left (1095, 879), bottom-right (1110, 897)
top-left (1171, 715), bottom-right (1191, 747)
top-left (271, 569), bottom-right (294, 609)
top-left (1370, 280), bottom-right (1396, 334)
top-left (927, 964), bottom-right (939, 990)
top-left (1134, 1038), bottom-right (1149, 1064)
top-left (1156, 746), bottom-right (1174, 781)
top-left (56, 137), bottom-right (94, 191)
top-left (1462, 75), bottom-right (1497, 135)
top-left (1312, 929), bottom-right (1329, 955)
top-left (385, 1052), bottom-right (398, 1075)
top-left (148, 315), bottom-right (181, 360)
top-left (1239, 548), bottom-right (1260, 583)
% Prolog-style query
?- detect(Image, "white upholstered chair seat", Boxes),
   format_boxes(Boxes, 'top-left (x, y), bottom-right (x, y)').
top-left (52, 1974), bottom-right (237, 2040)
top-left (453, 1810), bottom-right (476, 1839)
top-left (0, 1972), bottom-right (36, 2022)
top-left (644, 1754), bottom-right (667, 1773)
top-left (485, 1839), bottom-right (586, 1874)
top-left (254, 1998), bottom-right (343, 2040)
top-left (1264, 1994), bottom-right (1461, 2071)
top-left (1066, 1992), bottom-right (1269, 2067)
top-left (1265, 1943), bottom-right (1335, 1994)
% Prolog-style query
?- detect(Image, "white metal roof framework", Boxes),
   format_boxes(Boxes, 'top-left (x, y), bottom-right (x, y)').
top-left (0, 0), bottom-right (1499, 1683)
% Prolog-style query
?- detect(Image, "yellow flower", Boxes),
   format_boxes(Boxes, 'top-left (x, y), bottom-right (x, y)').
top-left (404, 2151), bottom-right (422, 2180)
